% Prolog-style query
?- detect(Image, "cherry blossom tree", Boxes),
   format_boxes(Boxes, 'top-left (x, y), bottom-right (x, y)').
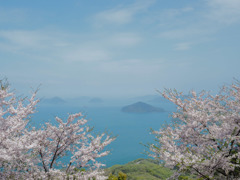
top-left (0, 81), bottom-right (115, 179)
top-left (0, 80), bottom-right (39, 179)
top-left (32, 113), bottom-right (114, 180)
top-left (150, 82), bottom-right (240, 180)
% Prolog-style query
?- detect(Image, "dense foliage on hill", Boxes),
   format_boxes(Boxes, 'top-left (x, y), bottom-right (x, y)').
top-left (106, 159), bottom-right (173, 180)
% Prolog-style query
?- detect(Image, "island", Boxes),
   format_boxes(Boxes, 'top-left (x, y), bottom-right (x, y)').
top-left (121, 101), bottom-right (165, 113)
top-left (42, 96), bottom-right (66, 104)
top-left (89, 97), bottom-right (103, 103)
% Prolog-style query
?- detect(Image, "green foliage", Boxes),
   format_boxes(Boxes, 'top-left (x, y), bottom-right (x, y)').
top-left (118, 171), bottom-right (127, 180)
top-left (107, 172), bottom-right (127, 180)
top-left (108, 173), bottom-right (118, 180)
top-left (106, 159), bottom-right (173, 180)
top-left (178, 175), bottom-right (198, 180)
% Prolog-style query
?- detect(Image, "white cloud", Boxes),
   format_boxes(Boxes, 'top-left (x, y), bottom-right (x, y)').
top-left (158, 26), bottom-right (214, 39)
top-left (94, 0), bottom-right (155, 26)
top-left (108, 32), bottom-right (141, 47)
top-left (62, 47), bottom-right (111, 62)
top-left (0, 29), bottom-right (142, 64)
top-left (159, 7), bottom-right (194, 20)
top-left (0, 8), bottom-right (26, 23)
top-left (155, 6), bottom-right (211, 40)
top-left (156, 0), bottom-right (240, 43)
top-left (0, 30), bottom-right (62, 51)
top-left (206, 0), bottom-right (240, 23)
top-left (96, 9), bottom-right (133, 25)
top-left (98, 58), bottom-right (165, 75)
top-left (174, 42), bottom-right (192, 51)
top-left (0, 30), bottom-right (43, 47)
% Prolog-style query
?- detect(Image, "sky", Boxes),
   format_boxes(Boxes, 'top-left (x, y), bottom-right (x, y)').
top-left (0, 0), bottom-right (240, 98)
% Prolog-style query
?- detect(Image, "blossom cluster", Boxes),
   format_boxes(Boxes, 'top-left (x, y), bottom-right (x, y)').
top-left (0, 84), bottom-right (115, 179)
top-left (151, 83), bottom-right (240, 179)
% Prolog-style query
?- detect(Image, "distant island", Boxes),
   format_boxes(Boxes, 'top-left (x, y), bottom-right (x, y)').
top-left (89, 97), bottom-right (103, 103)
top-left (121, 102), bottom-right (165, 113)
top-left (42, 97), bottom-right (66, 104)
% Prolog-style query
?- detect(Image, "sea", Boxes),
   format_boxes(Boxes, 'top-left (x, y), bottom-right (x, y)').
top-left (31, 100), bottom-right (176, 168)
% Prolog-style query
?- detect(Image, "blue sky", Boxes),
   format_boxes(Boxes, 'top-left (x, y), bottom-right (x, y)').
top-left (0, 0), bottom-right (240, 98)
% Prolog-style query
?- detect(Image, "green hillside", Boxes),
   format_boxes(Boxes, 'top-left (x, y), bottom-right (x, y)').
top-left (106, 158), bottom-right (173, 180)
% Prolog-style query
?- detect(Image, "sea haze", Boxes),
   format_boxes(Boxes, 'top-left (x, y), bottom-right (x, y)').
top-left (31, 98), bottom-right (176, 167)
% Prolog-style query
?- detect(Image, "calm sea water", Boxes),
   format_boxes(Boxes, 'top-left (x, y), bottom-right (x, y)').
top-left (31, 103), bottom-right (175, 167)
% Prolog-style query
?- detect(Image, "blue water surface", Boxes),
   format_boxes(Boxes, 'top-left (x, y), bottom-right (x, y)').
top-left (31, 103), bottom-right (175, 167)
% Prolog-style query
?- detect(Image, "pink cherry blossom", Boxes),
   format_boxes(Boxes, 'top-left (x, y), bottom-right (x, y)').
top-left (151, 82), bottom-right (240, 179)
top-left (0, 83), bottom-right (115, 179)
